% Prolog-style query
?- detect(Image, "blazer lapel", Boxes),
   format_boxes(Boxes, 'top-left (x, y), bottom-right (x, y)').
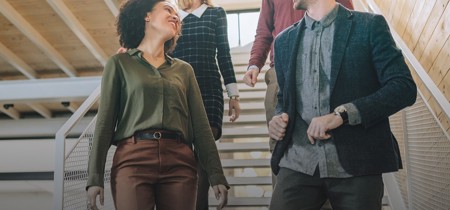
top-left (330, 6), bottom-right (353, 94)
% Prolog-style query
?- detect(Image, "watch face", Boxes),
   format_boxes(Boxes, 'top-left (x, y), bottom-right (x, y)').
top-left (335, 106), bottom-right (347, 113)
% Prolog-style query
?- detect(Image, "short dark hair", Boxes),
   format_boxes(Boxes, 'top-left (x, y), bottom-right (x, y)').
top-left (116, 0), bottom-right (179, 52)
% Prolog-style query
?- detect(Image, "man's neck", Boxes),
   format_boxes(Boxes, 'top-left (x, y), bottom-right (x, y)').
top-left (306, 0), bottom-right (336, 21)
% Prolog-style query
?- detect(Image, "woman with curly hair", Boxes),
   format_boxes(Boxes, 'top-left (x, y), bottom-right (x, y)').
top-left (172, 0), bottom-right (239, 209)
top-left (85, 0), bottom-right (228, 210)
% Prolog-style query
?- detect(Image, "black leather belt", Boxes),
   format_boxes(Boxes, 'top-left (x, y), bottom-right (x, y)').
top-left (134, 130), bottom-right (181, 141)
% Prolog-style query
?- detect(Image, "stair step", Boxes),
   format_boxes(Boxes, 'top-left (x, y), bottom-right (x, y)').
top-left (209, 197), bottom-right (271, 207)
top-left (217, 142), bottom-right (269, 152)
top-left (224, 102), bottom-right (264, 112)
top-left (221, 159), bottom-right (270, 168)
top-left (235, 82), bottom-right (267, 92)
top-left (223, 91), bottom-right (265, 101)
top-left (222, 127), bottom-right (268, 138)
top-left (233, 65), bottom-right (271, 73)
top-left (231, 54), bottom-right (251, 65)
top-left (226, 176), bottom-right (272, 185)
top-left (223, 114), bottom-right (266, 124)
top-left (222, 73), bottom-right (264, 84)
top-left (207, 196), bottom-right (389, 209)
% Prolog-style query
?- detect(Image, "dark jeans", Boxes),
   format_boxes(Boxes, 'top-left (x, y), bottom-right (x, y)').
top-left (270, 167), bottom-right (384, 210)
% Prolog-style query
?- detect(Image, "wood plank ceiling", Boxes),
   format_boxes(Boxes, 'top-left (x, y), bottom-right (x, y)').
top-left (0, 0), bottom-right (261, 125)
top-left (0, 0), bottom-right (122, 121)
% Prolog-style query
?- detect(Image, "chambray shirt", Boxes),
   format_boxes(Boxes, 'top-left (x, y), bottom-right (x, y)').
top-left (279, 5), bottom-right (352, 178)
top-left (87, 49), bottom-right (228, 189)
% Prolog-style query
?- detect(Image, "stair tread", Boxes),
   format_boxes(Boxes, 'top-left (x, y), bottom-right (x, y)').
top-left (208, 197), bottom-right (271, 206)
top-left (222, 127), bottom-right (268, 137)
top-left (225, 176), bottom-right (273, 185)
top-left (217, 142), bottom-right (269, 151)
top-left (221, 159), bottom-right (270, 168)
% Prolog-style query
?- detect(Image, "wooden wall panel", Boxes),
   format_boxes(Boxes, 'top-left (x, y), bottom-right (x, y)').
top-left (391, 0), bottom-right (408, 33)
top-left (402, 0), bottom-right (430, 48)
top-left (429, 38), bottom-right (450, 84)
top-left (396, 0), bottom-right (417, 36)
top-left (415, 1), bottom-right (449, 66)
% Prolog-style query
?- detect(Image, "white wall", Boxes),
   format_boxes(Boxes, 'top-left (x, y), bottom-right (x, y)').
top-left (0, 192), bottom-right (52, 210)
top-left (215, 0), bottom-right (261, 10)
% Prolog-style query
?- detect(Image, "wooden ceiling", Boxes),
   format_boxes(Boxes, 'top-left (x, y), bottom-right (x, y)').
top-left (0, 0), bottom-right (261, 136)
top-left (0, 0), bottom-right (119, 80)
top-left (0, 0), bottom-right (261, 80)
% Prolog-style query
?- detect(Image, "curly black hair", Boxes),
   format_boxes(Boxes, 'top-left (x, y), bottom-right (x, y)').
top-left (117, 0), bottom-right (179, 52)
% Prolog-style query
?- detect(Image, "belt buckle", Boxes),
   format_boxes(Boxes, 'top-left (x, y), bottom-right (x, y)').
top-left (153, 132), bottom-right (162, 139)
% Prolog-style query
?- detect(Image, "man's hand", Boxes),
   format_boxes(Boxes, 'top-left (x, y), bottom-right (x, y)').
top-left (228, 98), bottom-right (240, 122)
top-left (243, 66), bottom-right (260, 87)
top-left (212, 184), bottom-right (228, 210)
top-left (268, 113), bottom-right (289, 140)
top-left (306, 113), bottom-right (343, 144)
top-left (86, 186), bottom-right (104, 210)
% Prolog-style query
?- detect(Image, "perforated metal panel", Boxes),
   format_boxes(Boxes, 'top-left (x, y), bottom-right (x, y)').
top-left (389, 112), bottom-right (410, 209)
top-left (390, 94), bottom-right (450, 210)
top-left (63, 118), bottom-right (116, 209)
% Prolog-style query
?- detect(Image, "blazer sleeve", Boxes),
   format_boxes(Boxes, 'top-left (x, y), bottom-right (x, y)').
top-left (352, 15), bottom-right (416, 128)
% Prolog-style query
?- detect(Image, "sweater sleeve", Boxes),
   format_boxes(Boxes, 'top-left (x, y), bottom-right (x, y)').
top-left (248, 0), bottom-right (274, 70)
top-left (186, 65), bottom-right (230, 189)
top-left (86, 56), bottom-right (121, 189)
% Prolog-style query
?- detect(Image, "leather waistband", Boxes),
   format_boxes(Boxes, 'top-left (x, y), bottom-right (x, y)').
top-left (134, 130), bottom-right (181, 141)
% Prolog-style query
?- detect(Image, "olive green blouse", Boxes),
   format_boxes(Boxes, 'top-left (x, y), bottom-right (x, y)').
top-left (87, 49), bottom-right (229, 189)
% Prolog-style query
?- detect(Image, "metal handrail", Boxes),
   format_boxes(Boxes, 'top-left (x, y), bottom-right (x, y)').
top-left (53, 85), bottom-right (100, 210)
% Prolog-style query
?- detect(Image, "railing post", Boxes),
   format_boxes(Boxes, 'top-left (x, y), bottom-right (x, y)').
top-left (53, 85), bottom-right (101, 210)
top-left (53, 132), bottom-right (65, 210)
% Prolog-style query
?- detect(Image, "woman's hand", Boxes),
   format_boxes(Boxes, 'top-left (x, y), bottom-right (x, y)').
top-left (86, 186), bottom-right (104, 210)
top-left (116, 47), bottom-right (127, 54)
top-left (228, 98), bottom-right (240, 122)
top-left (212, 184), bottom-right (228, 210)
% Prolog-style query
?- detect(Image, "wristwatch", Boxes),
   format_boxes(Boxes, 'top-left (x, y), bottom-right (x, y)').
top-left (230, 96), bottom-right (240, 101)
top-left (334, 105), bottom-right (348, 124)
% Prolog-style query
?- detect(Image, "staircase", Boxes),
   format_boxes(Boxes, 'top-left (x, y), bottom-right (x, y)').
top-left (208, 46), bottom-right (273, 209)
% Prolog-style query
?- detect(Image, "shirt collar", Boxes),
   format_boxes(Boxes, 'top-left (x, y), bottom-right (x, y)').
top-left (127, 48), bottom-right (174, 65)
top-left (305, 3), bottom-right (339, 30)
top-left (179, 4), bottom-right (208, 20)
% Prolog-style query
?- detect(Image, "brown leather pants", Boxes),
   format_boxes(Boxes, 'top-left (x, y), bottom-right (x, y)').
top-left (111, 137), bottom-right (197, 210)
